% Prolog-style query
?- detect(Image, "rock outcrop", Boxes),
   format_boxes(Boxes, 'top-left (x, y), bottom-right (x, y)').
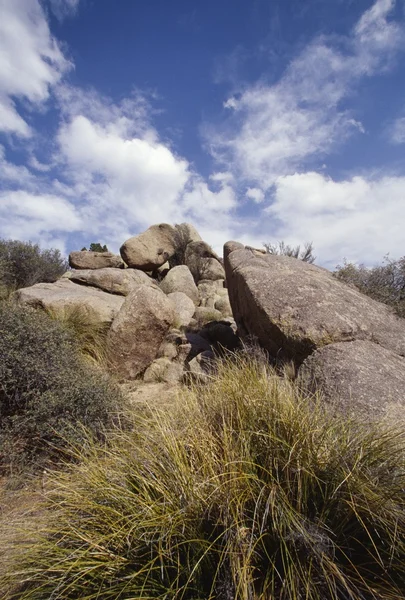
top-left (224, 242), bottom-right (405, 363)
top-left (107, 285), bottom-right (175, 379)
top-left (69, 251), bottom-right (124, 270)
top-left (16, 279), bottom-right (124, 324)
top-left (120, 224), bottom-right (177, 270)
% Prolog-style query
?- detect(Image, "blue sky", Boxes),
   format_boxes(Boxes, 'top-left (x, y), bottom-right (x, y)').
top-left (1, 0), bottom-right (405, 268)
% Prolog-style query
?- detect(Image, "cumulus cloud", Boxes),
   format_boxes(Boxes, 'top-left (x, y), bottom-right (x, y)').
top-left (0, 0), bottom-right (71, 137)
top-left (265, 172), bottom-right (405, 267)
top-left (209, 0), bottom-right (404, 189)
top-left (0, 189), bottom-right (81, 251)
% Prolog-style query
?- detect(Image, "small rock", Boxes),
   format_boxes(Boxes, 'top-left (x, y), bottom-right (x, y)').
top-left (143, 358), bottom-right (184, 384)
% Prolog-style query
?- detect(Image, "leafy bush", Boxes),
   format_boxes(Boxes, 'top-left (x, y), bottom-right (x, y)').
top-left (0, 301), bottom-right (122, 473)
top-left (263, 240), bottom-right (316, 263)
top-left (0, 239), bottom-right (68, 291)
top-left (335, 256), bottom-right (405, 318)
top-left (3, 355), bottom-right (404, 599)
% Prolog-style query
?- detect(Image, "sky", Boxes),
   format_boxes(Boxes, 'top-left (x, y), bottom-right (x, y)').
top-left (1, 0), bottom-right (405, 268)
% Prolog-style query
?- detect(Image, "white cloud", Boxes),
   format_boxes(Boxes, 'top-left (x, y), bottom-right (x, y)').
top-left (266, 171), bottom-right (405, 267)
top-left (246, 187), bottom-right (265, 203)
top-left (0, 0), bottom-right (71, 137)
top-left (48, 0), bottom-right (80, 21)
top-left (0, 190), bottom-right (81, 248)
top-left (209, 0), bottom-right (404, 190)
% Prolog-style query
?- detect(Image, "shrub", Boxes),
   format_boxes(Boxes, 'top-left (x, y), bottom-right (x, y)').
top-left (169, 223), bottom-right (192, 268)
top-left (3, 355), bottom-right (404, 599)
top-left (0, 301), bottom-right (122, 473)
top-left (0, 239), bottom-right (68, 291)
top-left (335, 256), bottom-right (405, 318)
top-left (263, 240), bottom-right (316, 263)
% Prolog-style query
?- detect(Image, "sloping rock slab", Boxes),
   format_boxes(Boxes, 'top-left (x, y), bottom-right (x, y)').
top-left (224, 242), bottom-right (405, 362)
top-left (120, 224), bottom-right (177, 270)
top-left (69, 251), bottom-right (124, 270)
top-left (299, 340), bottom-right (405, 422)
top-left (107, 285), bottom-right (175, 379)
top-left (69, 268), bottom-right (157, 296)
top-left (16, 279), bottom-right (124, 324)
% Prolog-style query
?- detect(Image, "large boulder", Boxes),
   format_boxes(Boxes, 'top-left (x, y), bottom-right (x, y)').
top-left (69, 251), bottom-right (124, 270)
top-left (224, 242), bottom-right (405, 363)
top-left (185, 241), bottom-right (224, 283)
top-left (68, 268), bottom-right (157, 296)
top-left (299, 340), bottom-right (405, 422)
top-left (107, 285), bottom-right (175, 379)
top-left (16, 279), bottom-right (124, 325)
top-left (120, 224), bottom-right (177, 270)
top-left (167, 292), bottom-right (195, 327)
top-left (160, 265), bottom-right (199, 304)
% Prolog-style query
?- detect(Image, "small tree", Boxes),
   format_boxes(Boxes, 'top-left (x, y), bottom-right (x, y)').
top-left (90, 243), bottom-right (108, 253)
top-left (263, 240), bottom-right (316, 263)
top-left (0, 239), bottom-right (68, 290)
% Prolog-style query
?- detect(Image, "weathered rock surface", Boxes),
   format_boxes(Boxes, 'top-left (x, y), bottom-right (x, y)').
top-left (168, 292), bottom-right (195, 327)
top-left (160, 265), bottom-right (199, 304)
top-left (143, 357), bottom-right (184, 384)
top-left (120, 224), bottom-right (177, 270)
top-left (198, 279), bottom-right (227, 308)
top-left (214, 295), bottom-right (233, 317)
top-left (185, 241), bottom-right (224, 283)
top-left (69, 268), bottom-right (157, 295)
top-left (224, 243), bottom-right (405, 362)
top-left (16, 279), bottom-right (124, 324)
top-left (107, 285), bottom-right (175, 379)
top-left (193, 306), bottom-right (223, 326)
top-left (69, 251), bottom-right (124, 270)
top-left (299, 340), bottom-right (405, 422)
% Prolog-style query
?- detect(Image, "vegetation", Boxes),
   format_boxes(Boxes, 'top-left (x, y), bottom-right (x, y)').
top-left (2, 354), bottom-right (404, 599)
top-left (0, 239), bottom-right (68, 296)
top-left (81, 243), bottom-right (109, 252)
top-left (263, 240), bottom-right (316, 263)
top-left (45, 304), bottom-right (110, 366)
top-left (169, 223), bottom-right (192, 268)
top-left (0, 301), bottom-right (123, 474)
top-left (335, 255), bottom-right (405, 318)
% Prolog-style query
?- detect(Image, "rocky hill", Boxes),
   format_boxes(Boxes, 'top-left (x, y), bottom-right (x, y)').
top-left (16, 222), bottom-right (405, 422)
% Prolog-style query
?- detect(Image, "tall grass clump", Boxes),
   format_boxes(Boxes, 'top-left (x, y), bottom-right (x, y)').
top-left (2, 355), bottom-right (404, 599)
top-left (45, 304), bottom-right (110, 366)
top-left (0, 301), bottom-right (123, 474)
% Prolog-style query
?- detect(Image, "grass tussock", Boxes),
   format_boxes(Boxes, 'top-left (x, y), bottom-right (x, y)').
top-left (46, 304), bottom-right (110, 366)
top-left (2, 354), bottom-right (405, 599)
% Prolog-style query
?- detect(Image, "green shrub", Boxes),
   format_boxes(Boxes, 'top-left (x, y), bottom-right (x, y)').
top-left (0, 301), bottom-right (122, 473)
top-left (3, 355), bottom-right (404, 599)
top-left (81, 243), bottom-right (109, 252)
top-left (263, 240), bottom-right (316, 263)
top-left (0, 239), bottom-right (68, 291)
top-left (335, 256), bottom-right (405, 318)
